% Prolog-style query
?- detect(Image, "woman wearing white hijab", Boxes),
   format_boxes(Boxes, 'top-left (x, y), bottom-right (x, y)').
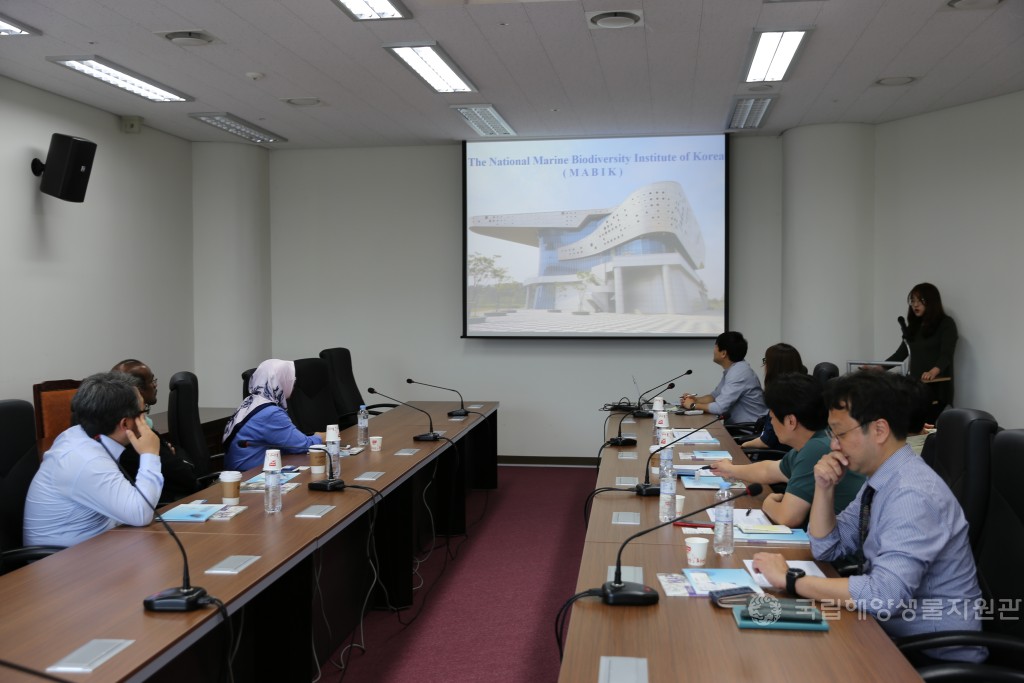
top-left (223, 359), bottom-right (324, 470)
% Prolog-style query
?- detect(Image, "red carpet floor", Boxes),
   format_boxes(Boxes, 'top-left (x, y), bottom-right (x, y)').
top-left (318, 465), bottom-right (596, 683)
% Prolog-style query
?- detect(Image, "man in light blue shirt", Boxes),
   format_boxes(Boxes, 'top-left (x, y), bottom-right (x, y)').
top-left (24, 372), bottom-right (164, 547)
top-left (753, 371), bottom-right (985, 663)
top-left (680, 330), bottom-right (766, 425)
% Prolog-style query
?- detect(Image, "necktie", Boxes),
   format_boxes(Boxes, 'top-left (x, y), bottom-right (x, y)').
top-left (856, 485), bottom-right (875, 571)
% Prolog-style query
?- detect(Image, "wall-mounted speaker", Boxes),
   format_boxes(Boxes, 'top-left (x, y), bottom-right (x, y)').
top-left (31, 133), bottom-right (98, 203)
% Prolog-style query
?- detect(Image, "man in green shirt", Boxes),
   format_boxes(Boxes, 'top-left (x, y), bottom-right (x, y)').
top-left (710, 372), bottom-right (865, 527)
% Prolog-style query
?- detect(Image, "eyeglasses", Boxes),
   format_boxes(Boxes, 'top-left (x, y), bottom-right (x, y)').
top-left (826, 422), bottom-right (864, 443)
top-left (761, 357), bottom-right (766, 366)
top-left (907, 296), bottom-right (926, 306)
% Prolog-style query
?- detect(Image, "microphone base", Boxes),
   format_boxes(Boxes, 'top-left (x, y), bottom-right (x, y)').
top-left (448, 408), bottom-right (469, 417)
top-left (600, 581), bottom-right (659, 606)
top-left (632, 410), bottom-right (653, 419)
top-left (413, 433), bottom-right (441, 441)
top-left (144, 586), bottom-right (207, 612)
top-left (635, 483), bottom-right (661, 497)
top-left (308, 478), bottom-right (346, 491)
top-left (607, 437), bottom-right (637, 447)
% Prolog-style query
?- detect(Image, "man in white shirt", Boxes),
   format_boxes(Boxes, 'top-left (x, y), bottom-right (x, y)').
top-left (24, 372), bottom-right (164, 547)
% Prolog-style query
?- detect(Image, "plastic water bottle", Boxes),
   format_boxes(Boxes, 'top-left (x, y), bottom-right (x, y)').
top-left (659, 447), bottom-right (676, 522)
top-left (263, 449), bottom-right (282, 514)
top-left (357, 405), bottom-right (369, 446)
top-left (713, 481), bottom-right (734, 555)
top-left (325, 424), bottom-right (341, 478)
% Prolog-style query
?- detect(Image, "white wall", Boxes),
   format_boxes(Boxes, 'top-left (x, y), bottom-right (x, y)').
top-left (267, 143), bottom-right (784, 460)
top-left (872, 90), bottom-right (1024, 426)
top-left (4, 69), bottom-right (1022, 451)
top-left (0, 75), bottom-right (193, 412)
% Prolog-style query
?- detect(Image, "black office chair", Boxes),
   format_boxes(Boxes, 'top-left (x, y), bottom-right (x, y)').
top-left (241, 367), bottom-right (255, 401)
top-left (167, 371), bottom-right (221, 481)
top-left (287, 357), bottom-right (339, 434)
top-left (812, 362), bottom-right (839, 389)
top-left (896, 428), bottom-right (1024, 679)
top-left (319, 347), bottom-right (396, 429)
top-left (0, 399), bottom-right (64, 574)
top-left (922, 408), bottom-right (999, 554)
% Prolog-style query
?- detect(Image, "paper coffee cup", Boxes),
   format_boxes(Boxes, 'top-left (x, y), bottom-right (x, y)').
top-left (652, 396), bottom-right (664, 412)
top-left (220, 470), bottom-right (242, 504)
top-left (325, 424), bottom-right (340, 442)
top-left (369, 436), bottom-right (383, 451)
top-left (654, 411), bottom-right (669, 429)
top-left (685, 537), bottom-right (709, 567)
top-left (309, 449), bottom-right (326, 475)
top-left (675, 494), bottom-right (685, 515)
top-left (263, 449), bottom-right (281, 471)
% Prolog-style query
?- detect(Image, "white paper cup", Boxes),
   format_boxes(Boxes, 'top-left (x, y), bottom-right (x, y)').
top-left (652, 396), bottom-right (664, 412)
top-left (654, 411), bottom-right (669, 429)
top-left (685, 537), bottom-right (709, 567)
top-left (369, 436), bottom-right (383, 451)
top-left (675, 494), bottom-right (686, 515)
top-left (263, 449), bottom-right (281, 471)
top-left (219, 470), bottom-right (242, 504)
top-left (325, 424), bottom-right (340, 442)
top-left (309, 450), bottom-right (326, 475)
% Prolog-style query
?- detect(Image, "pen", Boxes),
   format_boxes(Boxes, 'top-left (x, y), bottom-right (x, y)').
top-left (746, 509), bottom-right (752, 517)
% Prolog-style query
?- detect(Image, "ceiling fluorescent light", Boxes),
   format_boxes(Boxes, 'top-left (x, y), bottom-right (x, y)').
top-left (452, 105), bottom-right (515, 137)
top-left (332, 0), bottom-right (410, 20)
top-left (0, 14), bottom-right (38, 35)
top-left (385, 43), bottom-right (475, 93)
top-left (729, 97), bottom-right (775, 129)
top-left (188, 112), bottom-right (287, 143)
top-left (746, 31), bottom-right (807, 82)
top-left (47, 56), bottom-right (192, 102)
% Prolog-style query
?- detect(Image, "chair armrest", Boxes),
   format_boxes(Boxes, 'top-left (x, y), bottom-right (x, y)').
top-left (725, 421), bottom-right (758, 438)
top-left (366, 402), bottom-right (398, 415)
top-left (897, 630), bottom-right (1024, 658)
top-left (1, 545), bottom-right (65, 573)
top-left (915, 663), bottom-right (1024, 682)
top-left (196, 471), bottom-right (222, 487)
top-left (743, 447), bottom-right (787, 462)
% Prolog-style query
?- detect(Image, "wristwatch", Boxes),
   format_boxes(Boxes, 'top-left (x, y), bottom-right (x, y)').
top-left (786, 567), bottom-right (806, 595)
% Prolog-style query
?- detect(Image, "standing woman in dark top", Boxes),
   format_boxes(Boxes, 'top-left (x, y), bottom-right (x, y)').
top-left (887, 282), bottom-right (958, 422)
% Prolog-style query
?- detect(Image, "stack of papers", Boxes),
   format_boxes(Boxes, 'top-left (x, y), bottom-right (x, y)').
top-left (673, 429), bottom-right (720, 445)
top-left (743, 560), bottom-right (824, 589)
top-left (682, 476), bottom-right (744, 490)
top-left (682, 568), bottom-right (764, 596)
top-left (690, 450), bottom-right (732, 460)
top-left (160, 503), bottom-right (226, 522)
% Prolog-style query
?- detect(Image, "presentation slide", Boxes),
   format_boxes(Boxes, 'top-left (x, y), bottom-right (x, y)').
top-left (464, 135), bottom-right (727, 338)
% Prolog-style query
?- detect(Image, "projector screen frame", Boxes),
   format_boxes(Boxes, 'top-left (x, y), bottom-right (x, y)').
top-left (461, 134), bottom-right (731, 340)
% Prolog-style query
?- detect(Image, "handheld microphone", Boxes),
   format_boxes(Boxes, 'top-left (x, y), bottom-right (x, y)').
top-left (898, 315), bottom-right (909, 339)
top-left (97, 437), bottom-right (207, 611)
top-left (636, 415), bottom-right (725, 496)
top-left (406, 378), bottom-right (468, 417)
top-left (367, 387), bottom-right (439, 441)
top-left (633, 371), bottom-right (692, 418)
top-left (600, 483), bottom-right (764, 606)
top-left (307, 444), bottom-right (345, 491)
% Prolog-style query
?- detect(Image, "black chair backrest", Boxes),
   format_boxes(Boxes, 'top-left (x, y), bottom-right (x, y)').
top-left (0, 446), bottom-right (41, 554)
top-left (287, 358), bottom-right (338, 434)
top-left (319, 348), bottom-right (368, 430)
top-left (812, 362), bottom-right (839, 389)
top-left (974, 429), bottom-right (1024, 640)
top-left (927, 408), bottom-right (999, 552)
top-left (168, 372), bottom-right (212, 477)
top-left (241, 367), bottom-right (255, 401)
top-left (0, 399), bottom-right (36, 479)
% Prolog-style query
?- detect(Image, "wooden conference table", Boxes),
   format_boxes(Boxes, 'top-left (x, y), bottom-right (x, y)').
top-left (0, 401), bottom-right (497, 683)
top-left (558, 412), bottom-right (922, 682)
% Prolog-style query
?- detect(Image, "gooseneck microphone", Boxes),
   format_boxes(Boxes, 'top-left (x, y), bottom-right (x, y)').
top-left (97, 437), bottom-right (207, 611)
top-left (308, 444), bottom-right (345, 491)
top-left (608, 412), bottom-right (638, 447)
top-left (367, 387), bottom-right (440, 441)
top-left (599, 484), bottom-right (764, 606)
top-left (406, 378), bottom-right (468, 417)
top-left (635, 415), bottom-right (725, 496)
top-left (633, 370), bottom-right (692, 418)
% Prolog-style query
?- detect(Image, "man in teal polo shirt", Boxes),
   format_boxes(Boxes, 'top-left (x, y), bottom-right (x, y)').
top-left (710, 372), bottom-right (865, 527)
